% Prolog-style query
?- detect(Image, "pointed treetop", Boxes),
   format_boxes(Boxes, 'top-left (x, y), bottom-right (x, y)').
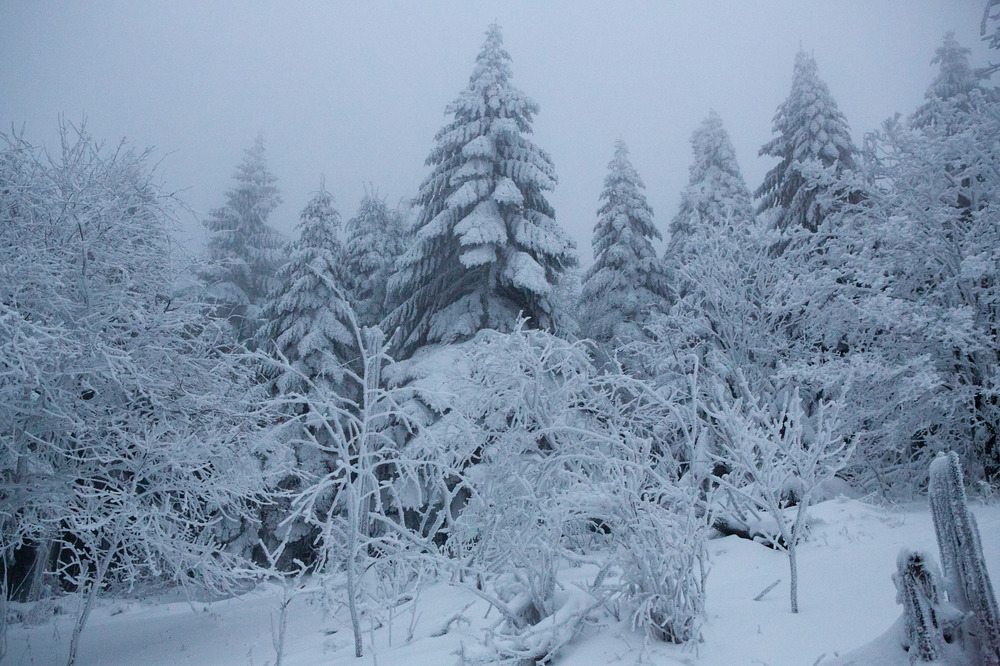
top-left (592, 138), bottom-right (658, 263)
top-left (467, 23), bottom-right (513, 95)
top-left (910, 33), bottom-right (982, 131)
top-left (687, 110), bottom-right (745, 187)
top-left (581, 140), bottom-right (668, 344)
top-left (258, 185), bottom-right (354, 396)
top-left (768, 51), bottom-right (857, 169)
top-left (928, 32), bottom-right (978, 101)
top-left (345, 193), bottom-right (408, 329)
top-left (756, 50), bottom-right (857, 232)
top-left (297, 182), bottom-right (340, 249)
top-left (603, 139), bottom-right (647, 192)
top-left (201, 133), bottom-right (284, 335)
top-left (226, 134), bottom-right (282, 221)
top-left (671, 110), bottom-right (754, 245)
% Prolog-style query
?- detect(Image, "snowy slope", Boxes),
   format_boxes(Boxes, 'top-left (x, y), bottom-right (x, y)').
top-left (7, 498), bottom-right (999, 665)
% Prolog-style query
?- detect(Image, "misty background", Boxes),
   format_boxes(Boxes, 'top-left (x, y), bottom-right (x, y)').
top-left (0, 1), bottom-right (991, 263)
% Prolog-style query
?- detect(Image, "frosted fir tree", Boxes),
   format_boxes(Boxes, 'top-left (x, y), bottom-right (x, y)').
top-left (386, 24), bottom-right (577, 354)
top-left (669, 110), bottom-right (755, 261)
top-left (259, 180), bottom-right (356, 398)
top-left (201, 135), bottom-right (285, 343)
top-left (756, 51), bottom-right (858, 233)
top-left (344, 192), bottom-right (408, 329)
top-left (911, 32), bottom-right (981, 131)
top-left (580, 140), bottom-right (669, 345)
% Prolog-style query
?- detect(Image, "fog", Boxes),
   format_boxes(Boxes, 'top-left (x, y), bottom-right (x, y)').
top-left (1, 1), bottom-right (991, 263)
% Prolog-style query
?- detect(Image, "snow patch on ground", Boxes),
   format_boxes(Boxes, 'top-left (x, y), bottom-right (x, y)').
top-left (7, 498), bottom-right (999, 665)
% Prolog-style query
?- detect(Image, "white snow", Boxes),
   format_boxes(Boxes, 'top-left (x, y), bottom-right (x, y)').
top-left (8, 497), bottom-right (998, 665)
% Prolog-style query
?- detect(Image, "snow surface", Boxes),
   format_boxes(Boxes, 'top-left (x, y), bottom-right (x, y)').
top-left (7, 498), bottom-right (999, 665)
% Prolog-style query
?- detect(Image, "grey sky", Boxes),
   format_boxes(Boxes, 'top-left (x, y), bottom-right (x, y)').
top-left (1, 1), bottom-right (992, 264)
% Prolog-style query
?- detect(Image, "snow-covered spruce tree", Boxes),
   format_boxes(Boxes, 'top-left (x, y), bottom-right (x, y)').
top-left (580, 140), bottom-right (669, 349)
top-left (344, 192), bottom-right (408, 329)
top-left (386, 24), bottom-right (577, 355)
top-left (201, 134), bottom-right (285, 344)
top-left (929, 452), bottom-right (1000, 664)
top-left (756, 50), bottom-right (859, 234)
top-left (668, 110), bottom-right (755, 263)
top-left (0, 125), bottom-right (280, 666)
top-left (259, 181), bottom-right (356, 397)
top-left (911, 32), bottom-right (982, 132)
top-left (643, 113), bottom-right (777, 469)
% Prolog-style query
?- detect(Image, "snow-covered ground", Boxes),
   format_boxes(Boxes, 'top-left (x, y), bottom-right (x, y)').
top-left (7, 497), bottom-right (999, 665)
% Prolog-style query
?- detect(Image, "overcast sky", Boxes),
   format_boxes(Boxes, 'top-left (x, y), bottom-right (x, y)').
top-left (1, 1), bottom-right (993, 264)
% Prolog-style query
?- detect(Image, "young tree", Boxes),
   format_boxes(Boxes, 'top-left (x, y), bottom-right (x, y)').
top-left (709, 389), bottom-right (851, 614)
top-left (668, 110), bottom-right (755, 262)
top-left (386, 24), bottom-right (577, 355)
top-left (580, 140), bottom-right (669, 347)
top-left (344, 192), bottom-right (408, 328)
top-left (277, 328), bottom-right (460, 659)
top-left (201, 135), bottom-right (285, 343)
top-left (756, 50), bottom-right (858, 234)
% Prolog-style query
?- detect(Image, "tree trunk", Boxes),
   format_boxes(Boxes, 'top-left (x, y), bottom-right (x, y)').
top-left (346, 498), bottom-right (363, 659)
top-left (787, 497), bottom-right (809, 614)
top-left (67, 536), bottom-right (119, 666)
top-left (788, 543), bottom-right (798, 614)
top-left (28, 538), bottom-right (52, 601)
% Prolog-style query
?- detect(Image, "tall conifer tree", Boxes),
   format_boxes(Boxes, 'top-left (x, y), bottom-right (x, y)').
top-left (669, 110), bottom-right (755, 260)
top-left (386, 24), bottom-right (576, 354)
top-left (259, 181), bottom-right (356, 397)
top-left (201, 135), bottom-right (285, 342)
top-left (911, 32), bottom-right (981, 131)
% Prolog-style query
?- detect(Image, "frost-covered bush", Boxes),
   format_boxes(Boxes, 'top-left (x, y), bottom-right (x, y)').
top-left (709, 388), bottom-right (850, 614)
top-left (606, 479), bottom-right (708, 643)
top-left (406, 322), bottom-right (709, 659)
